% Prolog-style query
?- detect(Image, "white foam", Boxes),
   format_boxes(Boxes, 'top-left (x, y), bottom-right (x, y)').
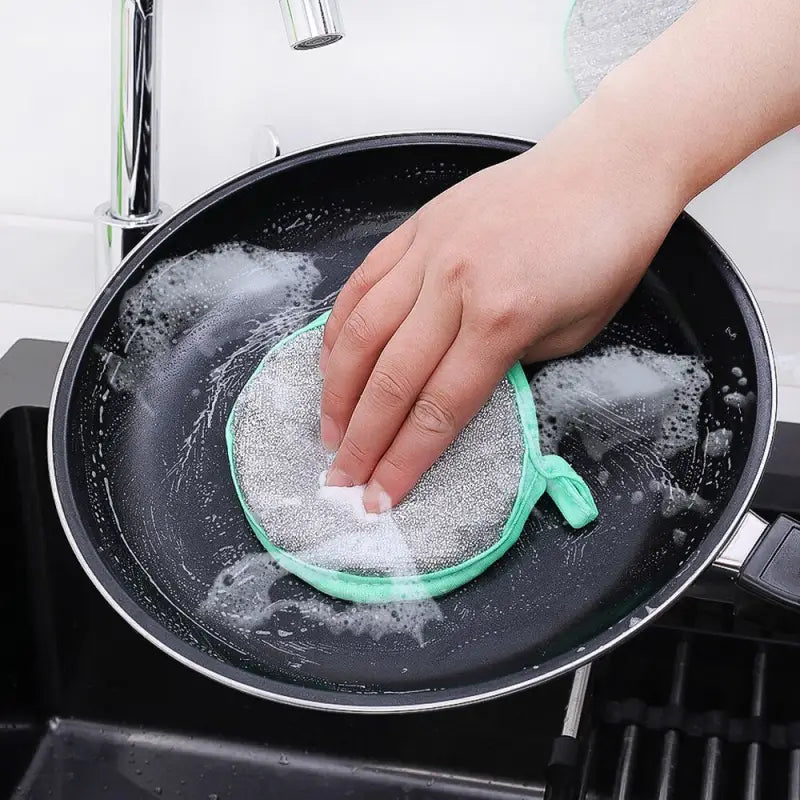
top-left (300, 472), bottom-right (419, 577)
top-left (108, 244), bottom-right (320, 391)
top-left (262, 596), bottom-right (443, 647)
top-left (530, 345), bottom-right (710, 461)
top-left (201, 552), bottom-right (286, 629)
top-left (657, 482), bottom-right (710, 518)
top-left (703, 428), bottom-right (733, 458)
top-left (723, 391), bottom-right (756, 410)
top-left (201, 552), bottom-right (443, 646)
top-left (317, 472), bottom-right (374, 523)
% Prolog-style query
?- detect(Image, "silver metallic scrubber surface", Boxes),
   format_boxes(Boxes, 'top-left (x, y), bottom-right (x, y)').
top-left (227, 312), bottom-right (598, 603)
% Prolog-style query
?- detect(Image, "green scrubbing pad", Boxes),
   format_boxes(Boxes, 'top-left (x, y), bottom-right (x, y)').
top-left (226, 312), bottom-right (597, 603)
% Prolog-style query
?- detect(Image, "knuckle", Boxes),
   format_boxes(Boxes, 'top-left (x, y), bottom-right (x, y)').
top-left (342, 308), bottom-right (375, 349)
top-left (441, 257), bottom-right (469, 287)
top-left (321, 382), bottom-right (347, 413)
top-left (410, 393), bottom-right (456, 437)
top-left (473, 301), bottom-right (519, 336)
top-left (322, 305), bottom-right (344, 340)
top-left (370, 367), bottom-right (413, 409)
top-left (321, 321), bottom-right (335, 349)
top-left (380, 451), bottom-right (413, 481)
top-left (348, 263), bottom-right (373, 295)
top-left (339, 435), bottom-right (369, 467)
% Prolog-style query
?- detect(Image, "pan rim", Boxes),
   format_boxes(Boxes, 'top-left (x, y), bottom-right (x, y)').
top-left (47, 131), bottom-right (777, 713)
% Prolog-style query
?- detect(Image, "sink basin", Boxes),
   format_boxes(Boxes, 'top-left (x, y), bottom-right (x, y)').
top-left (1, 341), bottom-right (570, 799)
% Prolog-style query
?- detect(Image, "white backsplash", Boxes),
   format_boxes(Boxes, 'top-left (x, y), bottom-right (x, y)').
top-left (1, 0), bottom-right (798, 416)
top-left (1, 0), bottom-right (576, 222)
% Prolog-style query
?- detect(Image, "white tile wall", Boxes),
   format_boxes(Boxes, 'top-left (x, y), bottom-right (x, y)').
top-left (1, 0), bottom-right (798, 417)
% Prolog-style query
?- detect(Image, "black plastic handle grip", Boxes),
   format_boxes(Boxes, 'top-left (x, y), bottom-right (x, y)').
top-left (738, 515), bottom-right (800, 610)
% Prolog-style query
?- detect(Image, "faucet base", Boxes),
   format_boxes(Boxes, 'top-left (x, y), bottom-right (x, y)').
top-left (94, 204), bottom-right (173, 288)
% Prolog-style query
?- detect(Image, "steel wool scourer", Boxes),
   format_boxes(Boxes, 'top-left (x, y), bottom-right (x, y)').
top-left (227, 312), bottom-right (597, 603)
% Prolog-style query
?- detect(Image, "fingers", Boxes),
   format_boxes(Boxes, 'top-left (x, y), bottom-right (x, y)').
top-left (319, 258), bottom-right (422, 456)
top-left (326, 282), bottom-right (462, 487)
top-left (362, 331), bottom-right (512, 512)
top-left (320, 216), bottom-right (417, 373)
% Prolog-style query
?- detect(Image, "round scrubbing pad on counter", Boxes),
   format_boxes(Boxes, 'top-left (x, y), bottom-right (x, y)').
top-left (226, 312), bottom-right (597, 603)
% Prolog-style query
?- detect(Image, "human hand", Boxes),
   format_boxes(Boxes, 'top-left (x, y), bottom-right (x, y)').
top-left (318, 90), bottom-right (688, 513)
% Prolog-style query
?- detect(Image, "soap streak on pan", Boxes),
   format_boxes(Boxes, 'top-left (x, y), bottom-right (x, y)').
top-left (526, 342), bottom-right (740, 569)
top-left (89, 243), bottom-right (335, 659)
top-left (201, 553), bottom-right (444, 649)
top-left (166, 299), bottom-right (336, 491)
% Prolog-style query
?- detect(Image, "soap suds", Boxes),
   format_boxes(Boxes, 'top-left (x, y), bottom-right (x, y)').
top-left (201, 552), bottom-right (443, 646)
top-left (703, 428), bottom-right (733, 458)
top-left (724, 391), bottom-right (756, 410)
top-left (309, 472), bottom-right (419, 575)
top-left (657, 482), bottom-right (710, 518)
top-left (531, 345), bottom-right (710, 461)
top-left (529, 344), bottom-right (721, 531)
top-left (317, 472), bottom-right (384, 522)
top-left (107, 244), bottom-right (320, 391)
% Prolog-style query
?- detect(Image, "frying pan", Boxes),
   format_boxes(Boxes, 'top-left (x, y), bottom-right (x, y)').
top-left (48, 134), bottom-right (794, 712)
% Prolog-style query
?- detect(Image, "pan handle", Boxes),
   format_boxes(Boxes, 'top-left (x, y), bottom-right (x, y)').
top-left (713, 511), bottom-right (800, 610)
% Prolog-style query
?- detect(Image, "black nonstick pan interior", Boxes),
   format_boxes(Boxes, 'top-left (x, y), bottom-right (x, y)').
top-left (50, 135), bottom-right (773, 710)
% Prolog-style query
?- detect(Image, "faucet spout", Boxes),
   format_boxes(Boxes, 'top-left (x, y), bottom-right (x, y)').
top-left (279, 0), bottom-right (344, 50)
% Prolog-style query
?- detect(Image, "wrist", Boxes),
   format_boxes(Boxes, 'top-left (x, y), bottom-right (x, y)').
top-left (589, 66), bottom-right (698, 213)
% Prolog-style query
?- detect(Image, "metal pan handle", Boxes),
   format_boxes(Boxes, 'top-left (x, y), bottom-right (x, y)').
top-left (713, 511), bottom-right (800, 610)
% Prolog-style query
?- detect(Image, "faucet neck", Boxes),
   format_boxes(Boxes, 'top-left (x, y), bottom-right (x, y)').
top-left (110, 0), bottom-right (162, 221)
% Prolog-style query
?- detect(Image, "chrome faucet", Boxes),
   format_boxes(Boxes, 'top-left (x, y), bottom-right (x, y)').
top-left (95, 0), bottom-right (344, 284)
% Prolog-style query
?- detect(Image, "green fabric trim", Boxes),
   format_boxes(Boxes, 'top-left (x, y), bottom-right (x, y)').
top-left (226, 312), bottom-right (597, 603)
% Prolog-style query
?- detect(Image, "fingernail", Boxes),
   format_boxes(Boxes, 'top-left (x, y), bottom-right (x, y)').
top-left (363, 482), bottom-right (393, 514)
top-left (325, 466), bottom-right (353, 488)
top-left (319, 346), bottom-right (330, 377)
top-left (320, 414), bottom-right (341, 452)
